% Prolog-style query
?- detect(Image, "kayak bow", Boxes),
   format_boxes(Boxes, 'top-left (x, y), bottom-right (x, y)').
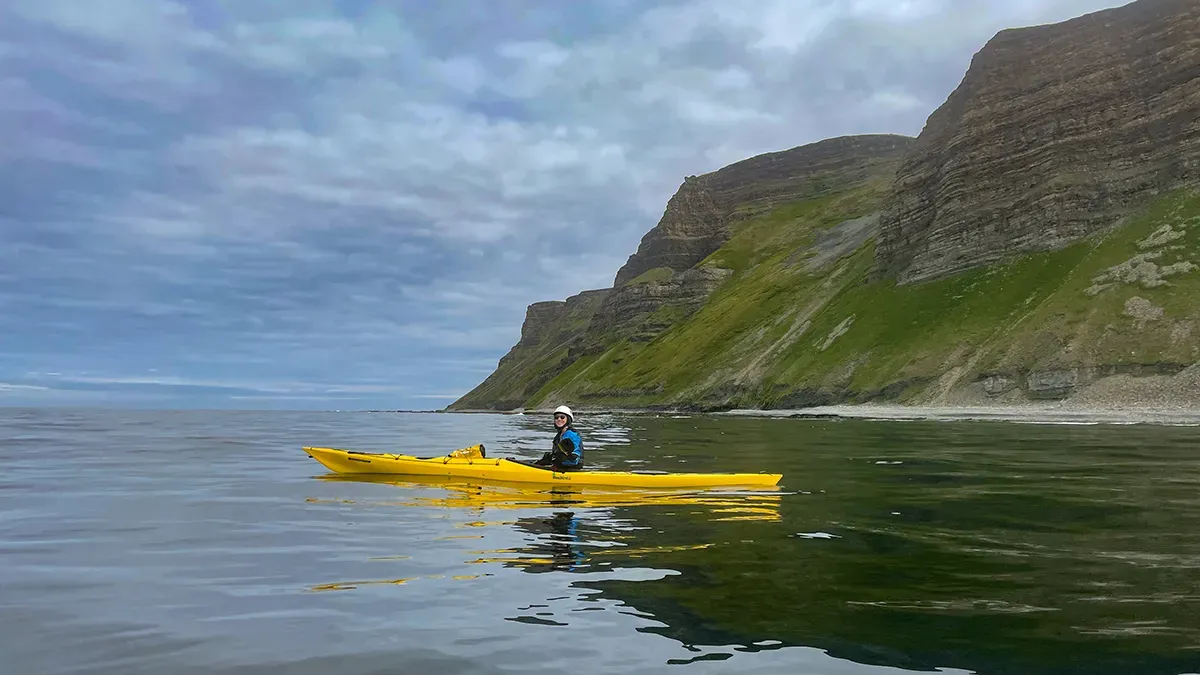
top-left (302, 445), bottom-right (782, 488)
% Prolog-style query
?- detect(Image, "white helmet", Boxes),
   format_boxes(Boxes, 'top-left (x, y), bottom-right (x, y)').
top-left (553, 405), bottom-right (574, 422)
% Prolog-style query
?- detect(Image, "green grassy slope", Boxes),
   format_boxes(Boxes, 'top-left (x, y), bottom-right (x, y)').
top-left (528, 187), bottom-right (1200, 410)
top-left (525, 184), bottom-right (891, 409)
top-left (449, 290), bottom-right (611, 410)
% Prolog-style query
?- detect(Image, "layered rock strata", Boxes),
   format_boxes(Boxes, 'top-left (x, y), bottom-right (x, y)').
top-left (873, 0), bottom-right (1200, 285)
top-left (615, 134), bottom-right (914, 286)
top-left (588, 266), bottom-right (734, 344)
top-left (450, 288), bottom-right (611, 410)
top-left (449, 135), bottom-right (913, 410)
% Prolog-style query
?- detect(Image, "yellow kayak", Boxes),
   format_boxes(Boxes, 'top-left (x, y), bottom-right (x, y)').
top-left (311, 474), bottom-right (784, 521)
top-left (302, 444), bottom-right (782, 488)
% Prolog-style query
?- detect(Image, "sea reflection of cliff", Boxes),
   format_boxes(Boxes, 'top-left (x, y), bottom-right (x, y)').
top-left (347, 477), bottom-right (1200, 675)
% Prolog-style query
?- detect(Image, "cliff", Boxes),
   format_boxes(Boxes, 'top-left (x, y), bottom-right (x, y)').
top-left (447, 135), bottom-right (913, 411)
top-left (449, 0), bottom-right (1200, 413)
top-left (614, 134), bottom-right (915, 286)
top-left (450, 288), bottom-right (611, 411)
top-left (872, 0), bottom-right (1200, 285)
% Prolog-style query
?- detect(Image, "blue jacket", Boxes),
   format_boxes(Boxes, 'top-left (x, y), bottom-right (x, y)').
top-left (554, 428), bottom-right (583, 467)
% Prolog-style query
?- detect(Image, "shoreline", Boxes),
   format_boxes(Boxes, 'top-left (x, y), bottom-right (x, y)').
top-left (718, 402), bottom-right (1200, 426)
top-left (444, 401), bottom-right (1200, 426)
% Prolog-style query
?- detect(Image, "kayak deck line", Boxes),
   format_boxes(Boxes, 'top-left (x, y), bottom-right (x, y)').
top-left (302, 446), bottom-right (782, 488)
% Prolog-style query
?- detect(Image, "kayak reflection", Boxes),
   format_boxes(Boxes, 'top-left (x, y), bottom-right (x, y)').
top-left (314, 472), bottom-right (783, 521)
top-left (312, 473), bottom-right (781, 579)
top-left (306, 469), bottom-right (795, 663)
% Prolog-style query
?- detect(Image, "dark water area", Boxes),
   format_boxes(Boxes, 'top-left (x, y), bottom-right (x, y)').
top-left (1, 407), bottom-right (1198, 674)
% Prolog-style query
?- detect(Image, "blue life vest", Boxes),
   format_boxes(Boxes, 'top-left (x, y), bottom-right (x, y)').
top-left (555, 428), bottom-right (583, 467)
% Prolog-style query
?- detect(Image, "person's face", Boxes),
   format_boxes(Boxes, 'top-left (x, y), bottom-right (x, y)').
top-left (554, 413), bottom-right (568, 428)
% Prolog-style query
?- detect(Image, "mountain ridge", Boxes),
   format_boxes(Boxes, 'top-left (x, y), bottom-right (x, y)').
top-left (449, 134), bottom-right (914, 411)
top-left (448, 0), bottom-right (1200, 413)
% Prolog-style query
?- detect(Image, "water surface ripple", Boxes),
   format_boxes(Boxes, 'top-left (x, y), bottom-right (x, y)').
top-left (1, 408), bottom-right (1198, 674)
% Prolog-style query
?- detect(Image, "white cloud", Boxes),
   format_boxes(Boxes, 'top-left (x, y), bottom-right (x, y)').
top-left (0, 382), bottom-right (50, 392)
top-left (394, 323), bottom-right (522, 351)
top-left (29, 372), bottom-right (410, 395)
top-left (150, 97), bottom-right (641, 249)
top-left (11, 0), bottom-right (189, 44)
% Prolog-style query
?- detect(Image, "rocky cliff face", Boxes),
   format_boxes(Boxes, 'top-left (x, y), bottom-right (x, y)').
top-left (599, 134), bottom-right (913, 346)
top-left (611, 177), bottom-right (726, 287)
top-left (449, 135), bottom-right (912, 411)
top-left (614, 134), bottom-right (914, 286)
top-left (450, 288), bottom-right (611, 410)
top-left (588, 266), bottom-right (735, 344)
top-left (514, 301), bottom-right (568, 348)
top-left (873, 0), bottom-right (1200, 285)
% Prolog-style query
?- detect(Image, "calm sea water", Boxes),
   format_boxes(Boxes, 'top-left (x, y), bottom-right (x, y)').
top-left (1, 407), bottom-right (1198, 675)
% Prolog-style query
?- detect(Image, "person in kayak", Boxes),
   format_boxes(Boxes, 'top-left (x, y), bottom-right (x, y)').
top-left (534, 405), bottom-right (583, 471)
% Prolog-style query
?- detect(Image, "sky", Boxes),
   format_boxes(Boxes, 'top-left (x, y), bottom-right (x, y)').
top-left (0, 0), bottom-right (1130, 410)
